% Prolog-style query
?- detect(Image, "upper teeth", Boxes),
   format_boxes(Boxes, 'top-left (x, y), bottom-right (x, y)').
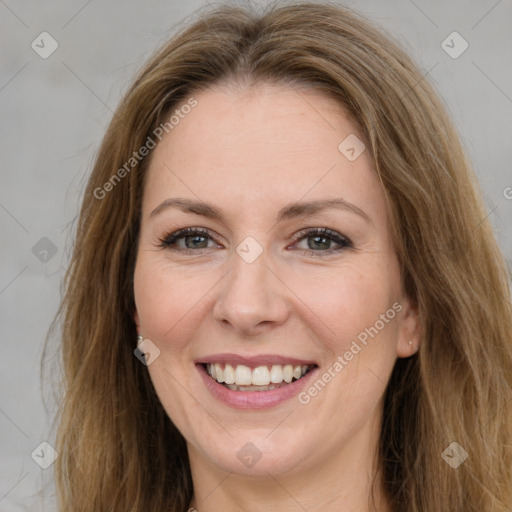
top-left (206, 363), bottom-right (309, 386)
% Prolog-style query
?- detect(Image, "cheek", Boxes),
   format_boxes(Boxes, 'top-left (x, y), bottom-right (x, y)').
top-left (134, 253), bottom-right (213, 321)
top-left (319, 261), bottom-right (401, 400)
top-left (133, 260), bottom-right (208, 430)
top-left (289, 257), bottom-right (401, 356)
top-left (133, 259), bottom-right (198, 352)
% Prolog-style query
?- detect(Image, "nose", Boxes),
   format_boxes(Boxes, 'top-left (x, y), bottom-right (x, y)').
top-left (212, 246), bottom-right (290, 336)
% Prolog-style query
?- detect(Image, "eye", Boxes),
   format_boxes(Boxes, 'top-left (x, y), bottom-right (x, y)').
top-left (158, 226), bottom-right (353, 256)
top-left (291, 227), bottom-right (353, 256)
top-left (159, 227), bottom-right (218, 253)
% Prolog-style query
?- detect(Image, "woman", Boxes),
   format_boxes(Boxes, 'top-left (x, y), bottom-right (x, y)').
top-left (50, 2), bottom-right (512, 511)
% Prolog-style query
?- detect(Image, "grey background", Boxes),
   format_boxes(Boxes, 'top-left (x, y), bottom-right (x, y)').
top-left (1, 0), bottom-right (511, 509)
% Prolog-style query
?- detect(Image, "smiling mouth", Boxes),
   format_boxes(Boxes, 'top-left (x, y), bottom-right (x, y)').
top-left (203, 363), bottom-right (316, 392)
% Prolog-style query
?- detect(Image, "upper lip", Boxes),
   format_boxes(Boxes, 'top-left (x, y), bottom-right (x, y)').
top-left (195, 353), bottom-right (317, 367)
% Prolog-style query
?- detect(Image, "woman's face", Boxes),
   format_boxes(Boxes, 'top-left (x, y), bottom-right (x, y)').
top-left (133, 83), bottom-right (419, 480)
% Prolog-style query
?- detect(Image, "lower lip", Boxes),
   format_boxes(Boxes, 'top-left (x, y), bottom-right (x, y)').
top-left (197, 364), bottom-right (318, 410)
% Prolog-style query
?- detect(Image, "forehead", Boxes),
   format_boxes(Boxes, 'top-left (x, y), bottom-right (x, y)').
top-left (142, 83), bottom-right (385, 223)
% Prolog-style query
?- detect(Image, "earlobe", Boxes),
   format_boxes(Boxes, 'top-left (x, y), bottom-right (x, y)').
top-left (400, 336), bottom-right (420, 357)
top-left (396, 298), bottom-right (421, 358)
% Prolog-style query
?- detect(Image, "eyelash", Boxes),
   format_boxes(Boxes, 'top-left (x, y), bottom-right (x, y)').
top-left (158, 227), bottom-right (353, 257)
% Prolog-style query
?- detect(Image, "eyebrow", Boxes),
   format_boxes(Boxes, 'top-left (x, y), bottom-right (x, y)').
top-left (149, 197), bottom-right (371, 224)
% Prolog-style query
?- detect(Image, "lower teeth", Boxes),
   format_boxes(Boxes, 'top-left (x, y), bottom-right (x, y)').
top-left (221, 379), bottom-right (299, 392)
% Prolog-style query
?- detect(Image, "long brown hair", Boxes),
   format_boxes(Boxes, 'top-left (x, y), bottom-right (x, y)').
top-left (48, 1), bottom-right (512, 510)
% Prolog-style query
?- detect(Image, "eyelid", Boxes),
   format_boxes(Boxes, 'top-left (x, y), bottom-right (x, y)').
top-left (290, 227), bottom-right (353, 253)
top-left (292, 227), bottom-right (351, 244)
top-left (157, 226), bottom-right (353, 254)
top-left (159, 227), bottom-right (219, 249)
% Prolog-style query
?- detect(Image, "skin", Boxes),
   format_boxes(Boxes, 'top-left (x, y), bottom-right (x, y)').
top-left (133, 82), bottom-right (420, 512)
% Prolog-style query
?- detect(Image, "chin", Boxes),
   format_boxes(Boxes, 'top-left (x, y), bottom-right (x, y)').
top-left (190, 427), bottom-right (315, 478)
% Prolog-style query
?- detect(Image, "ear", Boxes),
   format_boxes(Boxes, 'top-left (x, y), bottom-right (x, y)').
top-left (395, 296), bottom-right (421, 358)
